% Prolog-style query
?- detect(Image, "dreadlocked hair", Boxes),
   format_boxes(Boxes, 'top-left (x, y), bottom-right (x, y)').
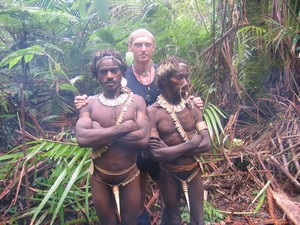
top-left (156, 56), bottom-right (190, 91)
top-left (90, 48), bottom-right (127, 79)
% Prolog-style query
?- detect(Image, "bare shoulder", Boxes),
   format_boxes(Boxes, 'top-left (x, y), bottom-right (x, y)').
top-left (79, 95), bottom-right (98, 113)
top-left (190, 102), bottom-right (203, 120)
top-left (87, 95), bottom-right (98, 102)
top-left (147, 102), bottom-right (160, 121)
top-left (147, 102), bottom-right (159, 112)
top-left (132, 94), bottom-right (147, 108)
top-left (132, 93), bottom-right (145, 103)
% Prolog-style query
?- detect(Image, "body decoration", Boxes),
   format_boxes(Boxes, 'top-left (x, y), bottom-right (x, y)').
top-left (90, 89), bottom-right (134, 161)
top-left (91, 163), bottom-right (140, 222)
top-left (157, 94), bottom-right (190, 113)
top-left (160, 161), bottom-right (199, 173)
top-left (195, 121), bottom-right (208, 132)
top-left (98, 92), bottom-right (129, 107)
top-left (160, 161), bottom-right (201, 212)
top-left (94, 56), bottom-right (121, 73)
top-left (156, 95), bottom-right (203, 212)
top-left (94, 162), bottom-right (137, 176)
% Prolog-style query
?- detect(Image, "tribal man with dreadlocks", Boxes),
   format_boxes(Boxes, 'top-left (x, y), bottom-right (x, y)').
top-left (76, 48), bottom-right (149, 225)
top-left (147, 56), bottom-right (211, 225)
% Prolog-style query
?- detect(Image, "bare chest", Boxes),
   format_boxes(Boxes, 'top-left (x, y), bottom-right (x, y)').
top-left (90, 100), bottom-right (136, 127)
top-left (157, 108), bottom-right (196, 138)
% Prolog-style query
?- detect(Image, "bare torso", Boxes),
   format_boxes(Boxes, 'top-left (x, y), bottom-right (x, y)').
top-left (151, 102), bottom-right (198, 166)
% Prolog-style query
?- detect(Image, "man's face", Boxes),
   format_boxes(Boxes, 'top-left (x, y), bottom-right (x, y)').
top-left (128, 36), bottom-right (155, 64)
top-left (169, 63), bottom-right (190, 94)
top-left (97, 59), bottom-right (122, 91)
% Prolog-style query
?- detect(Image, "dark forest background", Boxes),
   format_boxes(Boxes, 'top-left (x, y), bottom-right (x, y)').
top-left (0, 0), bottom-right (299, 224)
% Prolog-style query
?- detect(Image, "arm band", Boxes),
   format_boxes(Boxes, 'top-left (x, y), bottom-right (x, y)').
top-left (195, 121), bottom-right (207, 132)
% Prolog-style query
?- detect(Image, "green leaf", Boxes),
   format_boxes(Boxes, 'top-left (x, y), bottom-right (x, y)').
top-left (94, 0), bottom-right (109, 23)
top-left (9, 56), bottom-right (22, 69)
top-left (203, 113), bottom-right (214, 141)
top-left (26, 141), bottom-right (48, 161)
top-left (0, 45), bottom-right (45, 67)
top-left (30, 148), bottom-right (84, 225)
top-left (207, 105), bottom-right (224, 134)
top-left (96, 29), bottom-right (116, 45)
top-left (50, 151), bottom-right (90, 225)
top-left (204, 107), bottom-right (220, 144)
top-left (59, 83), bottom-right (79, 94)
top-left (24, 54), bottom-right (34, 63)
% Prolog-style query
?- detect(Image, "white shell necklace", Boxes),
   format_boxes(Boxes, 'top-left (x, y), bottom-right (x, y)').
top-left (157, 94), bottom-right (187, 113)
top-left (98, 92), bottom-right (129, 107)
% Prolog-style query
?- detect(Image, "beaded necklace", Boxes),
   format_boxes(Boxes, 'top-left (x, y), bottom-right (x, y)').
top-left (98, 92), bottom-right (129, 107)
top-left (157, 94), bottom-right (188, 113)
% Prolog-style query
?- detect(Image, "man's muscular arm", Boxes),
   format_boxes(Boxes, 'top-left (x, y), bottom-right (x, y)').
top-left (147, 105), bottom-right (202, 162)
top-left (75, 98), bottom-right (138, 148)
top-left (115, 95), bottom-right (149, 148)
top-left (182, 107), bottom-right (211, 157)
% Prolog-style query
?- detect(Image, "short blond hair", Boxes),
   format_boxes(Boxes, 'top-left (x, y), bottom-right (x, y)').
top-left (128, 28), bottom-right (154, 44)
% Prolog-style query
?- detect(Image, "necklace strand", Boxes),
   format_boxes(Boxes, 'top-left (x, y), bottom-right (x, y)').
top-left (133, 64), bottom-right (151, 77)
top-left (98, 92), bottom-right (129, 107)
top-left (133, 65), bottom-right (152, 91)
top-left (157, 94), bottom-right (187, 113)
top-left (157, 95), bottom-right (200, 164)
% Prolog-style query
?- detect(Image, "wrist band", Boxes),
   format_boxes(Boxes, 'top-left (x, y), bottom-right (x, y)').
top-left (196, 121), bottom-right (207, 132)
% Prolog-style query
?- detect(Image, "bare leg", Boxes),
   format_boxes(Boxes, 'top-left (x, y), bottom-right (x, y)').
top-left (91, 178), bottom-right (119, 225)
top-left (189, 174), bottom-right (204, 225)
top-left (159, 170), bottom-right (181, 225)
top-left (137, 171), bottom-right (150, 225)
top-left (120, 175), bottom-right (141, 225)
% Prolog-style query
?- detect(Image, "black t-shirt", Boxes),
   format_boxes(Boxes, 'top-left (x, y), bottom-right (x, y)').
top-left (124, 65), bottom-right (159, 106)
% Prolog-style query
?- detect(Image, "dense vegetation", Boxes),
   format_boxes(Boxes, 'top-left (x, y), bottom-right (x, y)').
top-left (0, 0), bottom-right (299, 224)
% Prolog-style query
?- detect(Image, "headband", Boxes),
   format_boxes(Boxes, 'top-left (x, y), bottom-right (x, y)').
top-left (95, 56), bottom-right (121, 70)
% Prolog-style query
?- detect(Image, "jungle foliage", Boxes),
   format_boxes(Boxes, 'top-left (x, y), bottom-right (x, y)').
top-left (0, 0), bottom-right (299, 224)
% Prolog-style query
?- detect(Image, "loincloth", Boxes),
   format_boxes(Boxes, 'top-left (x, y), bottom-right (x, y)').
top-left (160, 161), bottom-right (202, 212)
top-left (161, 161), bottom-right (201, 184)
top-left (90, 162), bottom-right (139, 187)
top-left (90, 161), bottom-right (140, 222)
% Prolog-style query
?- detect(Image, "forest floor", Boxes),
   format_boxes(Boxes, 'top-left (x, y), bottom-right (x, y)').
top-left (0, 153), bottom-right (299, 225)
top-left (144, 165), bottom-right (300, 225)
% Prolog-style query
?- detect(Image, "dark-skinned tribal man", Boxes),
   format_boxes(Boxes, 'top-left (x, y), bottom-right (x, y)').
top-left (75, 48), bottom-right (149, 225)
top-left (147, 56), bottom-right (211, 225)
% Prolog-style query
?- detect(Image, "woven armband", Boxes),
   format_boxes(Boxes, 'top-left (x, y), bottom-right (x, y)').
top-left (195, 121), bottom-right (207, 132)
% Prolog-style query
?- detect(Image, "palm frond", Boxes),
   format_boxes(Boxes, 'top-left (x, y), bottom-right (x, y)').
top-left (203, 103), bottom-right (227, 145)
top-left (0, 139), bottom-right (92, 224)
